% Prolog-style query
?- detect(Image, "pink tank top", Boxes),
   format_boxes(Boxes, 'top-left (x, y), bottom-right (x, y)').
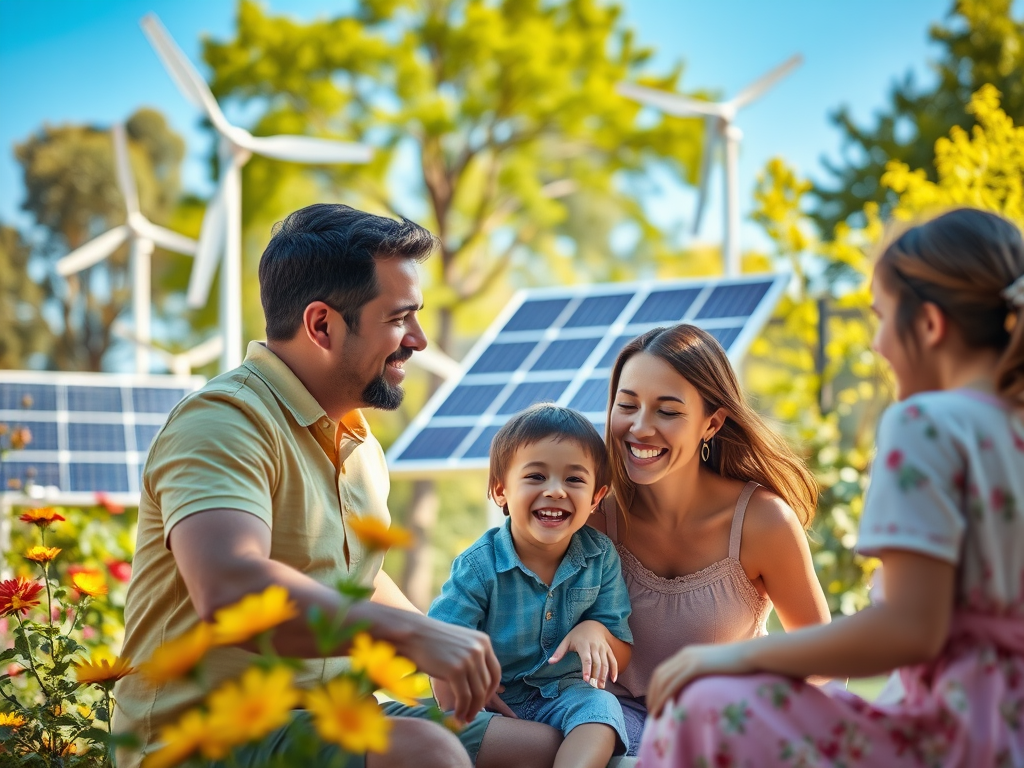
top-left (608, 481), bottom-right (771, 699)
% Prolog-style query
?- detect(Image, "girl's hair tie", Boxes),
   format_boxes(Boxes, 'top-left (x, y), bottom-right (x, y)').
top-left (1003, 274), bottom-right (1024, 308)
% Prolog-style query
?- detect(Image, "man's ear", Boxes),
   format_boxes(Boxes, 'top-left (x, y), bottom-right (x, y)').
top-left (302, 301), bottom-right (344, 351)
top-left (591, 484), bottom-right (609, 512)
top-left (916, 301), bottom-right (948, 349)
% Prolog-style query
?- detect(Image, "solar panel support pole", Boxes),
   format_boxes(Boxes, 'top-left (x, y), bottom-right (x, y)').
top-left (723, 124), bottom-right (742, 277)
top-left (0, 495), bottom-right (10, 580)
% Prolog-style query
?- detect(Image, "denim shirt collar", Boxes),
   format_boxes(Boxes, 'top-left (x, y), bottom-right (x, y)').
top-left (493, 518), bottom-right (605, 588)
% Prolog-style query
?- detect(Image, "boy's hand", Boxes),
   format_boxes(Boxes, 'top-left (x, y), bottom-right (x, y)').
top-left (548, 620), bottom-right (618, 689)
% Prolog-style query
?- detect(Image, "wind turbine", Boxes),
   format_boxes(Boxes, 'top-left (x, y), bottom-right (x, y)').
top-left (114, 322), bottom-right (224, 377)
top-left (617, 54), bottom-right (803, 276)
top-left (140, 14), bottom-right (373, 370)
top-left (57, 122), bottom-right (198, 373)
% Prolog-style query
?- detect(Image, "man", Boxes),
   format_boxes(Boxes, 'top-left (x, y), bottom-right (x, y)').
top-left (114, 205), bottom-right (561, 768)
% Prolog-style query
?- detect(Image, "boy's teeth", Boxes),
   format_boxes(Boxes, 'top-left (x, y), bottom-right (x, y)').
top-left (536, 509), bottom-right (568, 519)
top-left (629, 444), bottom-right (663, 459)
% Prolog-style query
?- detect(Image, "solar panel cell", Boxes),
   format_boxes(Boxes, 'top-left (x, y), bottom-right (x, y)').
top-left (0, 461), bottom-right (61, 490)
top-left (0, 383), bottom-right (57, 411)
top-left (135, 424), bottom-right (164, 453)
top-left (597, 335), bottom-right (636, 368)
top-left (434, 384), bottom-right (507, 417)
top-left (70, 463), bottom-right (130, 493)
top-left (12, 421), bottom-right (59, 451)
top-left (468, 342), bottom-right (537, 374)
top-left (397, 426), bottom-right (474, 461)
top-left (708, 326), bottom-right (742, 350)
top-left (67, 386), bottom-right (123, 412)
top-left (569, 378), bottom-right (610, 413)
top-left (629, 288), bottom-right (702, 324)
top-left (68, 423), bottom-right (126, 452)
top-left (132, 387), bottom-right (190, 413)
top-left (563, 294), bottom-right (633, 328)
top-left (502, 299), bottom-right (570, 332)
top-left (531, 338), bottom-right (601, 371)
top-left (497, 380), bottom-right (570, 415)
top-left (696, 281), bottom-right (772, 319)
top-left (463, 425), bottom-right (502, 459)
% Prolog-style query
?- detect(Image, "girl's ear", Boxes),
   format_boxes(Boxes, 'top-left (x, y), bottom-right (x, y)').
top-left (591, 484), bottom-right (609, 512)
top-left (705, 407), bottom-right (727, 440)
top-left (916, 301), bottom-right (948, 349)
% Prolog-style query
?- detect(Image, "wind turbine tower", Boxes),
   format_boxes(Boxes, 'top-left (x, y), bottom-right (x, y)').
top-left (618, 55), bottom-right (803, 276)
top-left (140, 14), bottom-right (373, 370)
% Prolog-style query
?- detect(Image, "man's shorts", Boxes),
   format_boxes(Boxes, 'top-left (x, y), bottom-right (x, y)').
top-left (215, 700), bottom-right (497, 767)
top-left (505, 679), bottom-right (628, 755)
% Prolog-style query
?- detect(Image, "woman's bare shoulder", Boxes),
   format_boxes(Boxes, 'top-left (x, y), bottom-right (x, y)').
top-left (743, 486), bottom-right (804, 544)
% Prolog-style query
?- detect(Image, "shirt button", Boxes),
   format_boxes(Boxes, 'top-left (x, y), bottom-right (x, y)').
top-left (545, 611), bottom-right (553, 620)
top-left (548, 592), bottom-right (553, 598)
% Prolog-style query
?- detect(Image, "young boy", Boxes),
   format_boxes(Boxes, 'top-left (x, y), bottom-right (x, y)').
top-left (429, 403), bottom-right (633, 767)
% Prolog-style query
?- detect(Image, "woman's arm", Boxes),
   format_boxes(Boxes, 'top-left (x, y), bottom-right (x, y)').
top-left (743, 490), bottom-right (831, 629)
top-left (646, 549), bottom-right (955, 715)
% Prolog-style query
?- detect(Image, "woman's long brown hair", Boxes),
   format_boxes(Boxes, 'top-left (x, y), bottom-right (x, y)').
top-left (605, 324), bottom-right (818, 528)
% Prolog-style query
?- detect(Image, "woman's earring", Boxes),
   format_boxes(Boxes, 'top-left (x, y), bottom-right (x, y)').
top-left (701, 439), bottom-right (710, 462)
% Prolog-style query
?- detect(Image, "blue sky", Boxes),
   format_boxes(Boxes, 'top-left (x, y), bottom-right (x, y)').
top-left (0, 0), bottom-right (956, 253)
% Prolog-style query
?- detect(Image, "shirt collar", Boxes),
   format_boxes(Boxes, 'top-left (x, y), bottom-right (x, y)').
top-left (492, 517), bottom-right (604, 577)
top-left (242, 341), bottom-right (367, 442)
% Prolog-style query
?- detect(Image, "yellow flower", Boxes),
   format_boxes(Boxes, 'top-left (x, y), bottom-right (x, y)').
top-left (144, 709), bottom-right (222, 768)
top-left (75, 653), bottom-right (134, 687)
top-left (24, 546), bottom-right (61, 563)
top-left (139, 623), bottom-right (215, 686)
top-left (71, 571), bottom-right (108, 597)
top-left (349, 632), bottom-right (424, 705)
top-left (206, 666), bottom-right (299, 747)
top-left (305, 677), bottom-right (391, 754)
top-left (0, 712), bottom-right (26, 727)
top-left (212, 585), bottom-right (298, 645)
top-left (347, 516), bottom-right (413, 551)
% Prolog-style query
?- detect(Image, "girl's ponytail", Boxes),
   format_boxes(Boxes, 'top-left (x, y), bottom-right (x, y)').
top-left (996, 277), bottom-right (1024, 403)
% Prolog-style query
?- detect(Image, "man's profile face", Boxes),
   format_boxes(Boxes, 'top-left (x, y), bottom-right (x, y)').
top-left (340, 257), bottom-right (426, 411)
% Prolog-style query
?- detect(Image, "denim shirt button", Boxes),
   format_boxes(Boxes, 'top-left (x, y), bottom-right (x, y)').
top-left (545, 611), bottom-right (553, 620)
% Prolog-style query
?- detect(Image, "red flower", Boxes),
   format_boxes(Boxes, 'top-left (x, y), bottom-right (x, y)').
top-left (885, 450), bottom-right (903, 470)
top-left (95, 492), bottom-right (125, 515)
top-left (106, 560), bottom-right (132, 583)
top-left (0, 577), bottom-right (44, 617)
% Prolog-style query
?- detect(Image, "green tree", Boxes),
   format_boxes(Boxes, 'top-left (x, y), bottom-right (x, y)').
top-left (0, 224), bottom-right (51, 369)
top-left (11, 108), bottom-right (189, 371)
top-left (204, 0), bottom-right (710, 606)
top-left (812, 0), bottom-right (1024, 234)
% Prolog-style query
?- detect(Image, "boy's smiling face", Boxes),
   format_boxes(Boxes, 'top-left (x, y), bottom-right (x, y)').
top-left (491, 436), bottom-right (608, 557)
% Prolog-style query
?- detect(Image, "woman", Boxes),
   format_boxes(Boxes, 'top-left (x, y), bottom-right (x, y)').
top-left (638, 208), bottom-right (1024, 767)
top-left (589, 323), bottom-right (831, 754)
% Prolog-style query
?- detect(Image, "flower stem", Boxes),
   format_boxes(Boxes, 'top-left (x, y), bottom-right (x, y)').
top-left (15, 613), bottom-right (50, 700)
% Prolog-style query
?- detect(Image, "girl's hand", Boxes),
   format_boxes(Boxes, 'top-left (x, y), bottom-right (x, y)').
top-left (646, 642), bottom-right (755, 717)
top-left (548, 620), bottom-right (618, 688)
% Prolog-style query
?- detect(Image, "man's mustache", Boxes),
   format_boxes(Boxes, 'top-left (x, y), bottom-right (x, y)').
top-left (387, 347), bottom-right (413, 365)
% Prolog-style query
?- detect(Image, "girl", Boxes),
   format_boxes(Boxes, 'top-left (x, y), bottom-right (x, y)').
top-left (590, 323), bottom-right (831, 755)
top-left (639, 207), bottom-right (1024, 767)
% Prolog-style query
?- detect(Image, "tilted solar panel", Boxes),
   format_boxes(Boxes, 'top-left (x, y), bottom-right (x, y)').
top-left (387, 273), bottom-right (789, 475)
top-left (0, 371), bottom-right (204, 495)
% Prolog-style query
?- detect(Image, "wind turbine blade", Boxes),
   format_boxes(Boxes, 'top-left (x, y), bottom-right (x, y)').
top-left (182, 335), bottom-right (223, 366)
top-left (616, 82), bottom-right (724, 119)
top-left (135, 220), bottom-right (197, 255)
top-left (187, 178), bottom-right (229, 308)
top-left (139, 14), bottom-right (231, 133)
top-left (692, 118), bottom-right (720, 236)
top-left (111, 124), bottom-right (139, 216)
top-left (235, 133), bottom-right (373, 164)
top-left (409, 346), bottom-right (461, 380)
top-left (56, 226), bottom-right (130, 276)
top-left (730, 54), bottom-right (803, 109)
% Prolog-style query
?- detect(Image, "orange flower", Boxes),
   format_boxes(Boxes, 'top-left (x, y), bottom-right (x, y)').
top-left (0, 577), bottom-right (44, 617)
top-left (212, 585), bottom-right (298, 646)
top-left (0, 712), bottom-right (26, 727)
top-left (139, 623), bottom-right (215, 686)
top-left (144, 709), bottom-right (222, 768)
top-left (9, 427), bottom-right (31, 450)
top-left (305, 677), bottom-right (391, 753)
top-left (71, 571), bottom-right (107, 597)
top-left (349, 632), bottom-right (425, 705)
top-left (24, 546), bottom-right (61, 564)
top-left (347, 516), bottom-right (413, 551)
top-left (74, 653), bottom-right (134, 687)
top-left (18, 507), bottom-right (65, 528)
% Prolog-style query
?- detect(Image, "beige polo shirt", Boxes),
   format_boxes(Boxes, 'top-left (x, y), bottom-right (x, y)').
top-left (114, 342), bottom-right (391, 767)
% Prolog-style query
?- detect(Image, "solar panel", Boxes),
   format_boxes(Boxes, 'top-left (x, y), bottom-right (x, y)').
top-left (387, 273), bottom-right (790, 475)
top-left (0, 371), bottom-right (203, 495)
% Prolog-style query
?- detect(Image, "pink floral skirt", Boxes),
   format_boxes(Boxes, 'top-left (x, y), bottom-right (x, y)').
top-left (638, 614), bottom-right (1024, 768)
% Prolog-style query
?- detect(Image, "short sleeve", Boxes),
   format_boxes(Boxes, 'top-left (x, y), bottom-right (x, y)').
top-left (579, 544), bottom-right (633, 643)
top-left (857, 399), bottom-right (966, 564)
top-left (145, 393), bottom-right (279, 545)
top-left (427, 551), bottom-right (490, 631)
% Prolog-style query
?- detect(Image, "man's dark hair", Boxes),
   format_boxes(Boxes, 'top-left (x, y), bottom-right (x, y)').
top-left (259, 204), bottom-right (438, 340)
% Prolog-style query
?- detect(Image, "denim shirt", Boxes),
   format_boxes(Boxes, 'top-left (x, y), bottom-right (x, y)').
top-left (428, 519), bottom-right (632, 703)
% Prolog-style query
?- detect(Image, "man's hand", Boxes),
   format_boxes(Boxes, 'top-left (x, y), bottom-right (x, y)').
top-left (433, 678), bottom-right (518, 721)
top-left (547, 620), bottom-right (619, 689)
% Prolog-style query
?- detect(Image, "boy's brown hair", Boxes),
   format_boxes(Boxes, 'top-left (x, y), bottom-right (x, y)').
top-left (487, 403), bottom-right (610, 515)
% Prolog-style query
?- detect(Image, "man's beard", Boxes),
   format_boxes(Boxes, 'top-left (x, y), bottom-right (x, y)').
top-left (361, 348), bottom-right (412, 411)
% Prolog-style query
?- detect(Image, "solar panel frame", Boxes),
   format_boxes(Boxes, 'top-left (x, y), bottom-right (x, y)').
top-left (387, 273), bottom-right (790, 476)
top-left (0, 370), bottom-right (204, 497)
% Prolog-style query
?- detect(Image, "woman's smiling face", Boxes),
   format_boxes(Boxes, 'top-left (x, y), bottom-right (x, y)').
top-left (610, 352), bottom-right (722, 486)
